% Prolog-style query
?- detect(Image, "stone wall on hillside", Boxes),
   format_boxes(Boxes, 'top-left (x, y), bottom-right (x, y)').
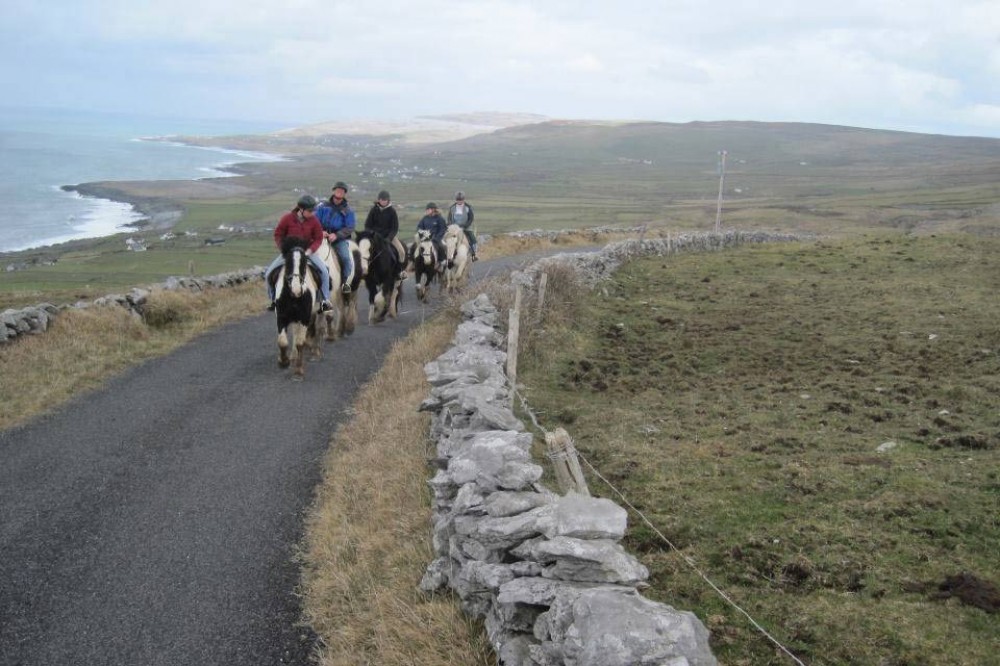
top-left (0, 267), bottom-right (264, 345)
top-left (419, 295), bottom-right (718, 666)
top-left (525, 230), bottom-right (808, 287)
top-left (418, 231), bottom-right (812, 664)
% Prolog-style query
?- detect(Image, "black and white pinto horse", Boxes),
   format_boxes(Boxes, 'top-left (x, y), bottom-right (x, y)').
top-left (409, 229), bottom-right (443, 303)
top-left (442, 224), bottom-right (471, 294)
top-left (270, 238), bottom-right (321, 378)
top-left (356, 230), bottom-right (407, 324)
top-left (314, 237), bottom-right (363, 340)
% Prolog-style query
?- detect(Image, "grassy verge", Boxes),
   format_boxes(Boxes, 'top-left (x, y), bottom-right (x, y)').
top-left (516, 233), bottom-right (1000, 665)
top-left (0, 282), bottom-right (263, 430)
top-left (299, 304), bottom-right (494, 666)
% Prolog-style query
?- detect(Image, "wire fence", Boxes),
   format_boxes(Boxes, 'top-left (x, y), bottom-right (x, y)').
top-left (512, 384), bottom-right (808, 666)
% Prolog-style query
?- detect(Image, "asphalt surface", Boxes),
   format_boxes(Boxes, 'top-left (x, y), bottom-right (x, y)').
top-left (0, 257), bottom-right (527, 666)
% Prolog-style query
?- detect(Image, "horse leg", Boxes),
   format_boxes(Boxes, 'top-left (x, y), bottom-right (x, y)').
top-left (367, 284), bottom-right (378, 325)
top-left (324, 307), bottom-right (339, 342)
top-left (278, 328), bottom-right (291, 368)
top-left (389, 279), bottom-right (402, 318)
top-left (344, 292), bottom-right (358, 334)
top-left (307, 315), bottom-right (322, 361)
top-left (292, 323), bottom-right (306, 378)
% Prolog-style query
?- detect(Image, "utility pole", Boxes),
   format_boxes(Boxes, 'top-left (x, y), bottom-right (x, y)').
top-left (715, 149), bottom-right (727, 232)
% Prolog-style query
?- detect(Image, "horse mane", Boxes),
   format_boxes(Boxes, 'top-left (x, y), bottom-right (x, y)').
top-left (281, 236), bottom-right (310, 254)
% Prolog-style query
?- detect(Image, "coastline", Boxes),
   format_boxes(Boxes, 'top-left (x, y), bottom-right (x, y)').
top-left (60, 181), bottom-right (184, 232)
top-left (0, 132), bottom-right (290, 257)
top-left (61, 141), bottom-right (290, 232)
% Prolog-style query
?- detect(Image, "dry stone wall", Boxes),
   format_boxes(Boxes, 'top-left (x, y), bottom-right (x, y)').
top-left (419, 294), bottom-right (717, 666)
top-left (419, 232), bottom-right (810, 664)
top-left (0, 267), bottom-right (264, 345)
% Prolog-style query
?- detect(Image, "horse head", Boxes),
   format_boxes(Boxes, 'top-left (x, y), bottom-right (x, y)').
top-left (356, 231), bottom-right (374, 278)
top-left (443, 224), bottom-right (465, 264)
top-left (281, 237), bottom-right (310, 298)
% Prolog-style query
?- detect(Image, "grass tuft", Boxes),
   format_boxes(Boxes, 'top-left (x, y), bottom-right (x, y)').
top-left (299, 304), bottom-right (494, 666)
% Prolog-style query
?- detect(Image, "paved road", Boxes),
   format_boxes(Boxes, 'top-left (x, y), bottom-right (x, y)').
top-left (0, 258), bottom-right (526, 666)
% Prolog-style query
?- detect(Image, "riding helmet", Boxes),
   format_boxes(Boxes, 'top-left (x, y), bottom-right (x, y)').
top-left (377, 190), bottom-right (391, 201)
top-left (426, 202), bottom-right (437, 210)
top-left (455, 191), bottom-right (465, 201)
top-left (297, 194), bottom-right (318, 210)
top-left (332, 181), bottom-right (348, 192)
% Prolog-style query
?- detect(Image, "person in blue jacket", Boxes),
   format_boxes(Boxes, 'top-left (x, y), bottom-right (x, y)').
top-left (415, 202), bottom-right (447, 263)
top-left (314, 181), bottom-right (356, 293)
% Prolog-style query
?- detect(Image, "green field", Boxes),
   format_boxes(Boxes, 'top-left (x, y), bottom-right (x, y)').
top-left (3, 120), bottom-right (998, 308)
top-left (517, 234), bottom-right (1000, 665)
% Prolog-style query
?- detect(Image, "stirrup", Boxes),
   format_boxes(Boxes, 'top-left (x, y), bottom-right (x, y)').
top-left (266, 301), bottom-right (276, 311)
top-left (341, 283), bottom-right (352, 294)
top-left (320, 300), bottom-right (333, 312)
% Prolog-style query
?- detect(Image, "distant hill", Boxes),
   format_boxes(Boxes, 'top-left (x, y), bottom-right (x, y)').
top-left (125, 117), bottom-right (1000, 238)
top-left (273, 112), bottom-right (549, 144)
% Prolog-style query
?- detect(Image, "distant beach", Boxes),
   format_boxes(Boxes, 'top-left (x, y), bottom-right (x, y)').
top-left (0, 107), bottom-right (286, 253)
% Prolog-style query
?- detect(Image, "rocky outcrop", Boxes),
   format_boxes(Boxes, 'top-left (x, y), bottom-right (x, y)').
top-left (420, 294), bottom-right (717, 666)
top-left (1, 267), bottom-right (264, 345)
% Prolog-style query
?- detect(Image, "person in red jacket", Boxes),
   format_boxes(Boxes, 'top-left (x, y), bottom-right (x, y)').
top-left (265, 194), bottom-right (333, 311)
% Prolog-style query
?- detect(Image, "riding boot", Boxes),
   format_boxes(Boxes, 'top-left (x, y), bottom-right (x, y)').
top-left (266, 301), bottom-right (276, 311)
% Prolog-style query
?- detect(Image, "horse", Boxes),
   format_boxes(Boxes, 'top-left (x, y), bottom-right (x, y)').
top-left (356, 230), bottom-right (406, 324)
top-left (409, 229), bottom-right (443, 303)
top-left (442, 224), bottom-right (471, 294)
top-left (313, 237), bottom-right (362, 340)
top-left (269, 238), bottom-right (321, 378)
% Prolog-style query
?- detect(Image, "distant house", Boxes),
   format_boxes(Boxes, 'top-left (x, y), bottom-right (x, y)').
top-left (125, 238), bottom-right (147, 252)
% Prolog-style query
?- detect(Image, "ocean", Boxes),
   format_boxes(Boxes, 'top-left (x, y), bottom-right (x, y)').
top-left (0, 107), bottom-right (288, 252)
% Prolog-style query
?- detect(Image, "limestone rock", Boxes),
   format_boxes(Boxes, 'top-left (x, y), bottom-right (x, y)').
top-left (537, 587), bottom-right (717, 666)
top-left (512, 536), bottom-right (649, 584)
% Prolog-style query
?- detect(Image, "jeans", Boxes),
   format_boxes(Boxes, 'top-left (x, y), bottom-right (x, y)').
top-left (332, 240), bottom-right (353, 283)
top-left (265, 253), bottom-right (330, 301)
top-left (462, 227), bottom-right (477, 253)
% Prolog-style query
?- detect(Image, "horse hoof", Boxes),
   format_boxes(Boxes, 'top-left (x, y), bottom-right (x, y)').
top-left (279, 359), bottom-right (290, 368)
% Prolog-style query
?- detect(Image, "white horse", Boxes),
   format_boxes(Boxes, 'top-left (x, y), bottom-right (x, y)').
top-left (442, 224), bottom-right (471, 294)
top-left (314, 237), bottom-right (361, 340)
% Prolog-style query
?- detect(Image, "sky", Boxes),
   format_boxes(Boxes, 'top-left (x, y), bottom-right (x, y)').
top-left (3, 0), bottom-right (999, 138)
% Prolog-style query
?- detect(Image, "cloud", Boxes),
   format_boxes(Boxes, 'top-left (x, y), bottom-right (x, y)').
top-left (1, 0), bottom-right (997, 136)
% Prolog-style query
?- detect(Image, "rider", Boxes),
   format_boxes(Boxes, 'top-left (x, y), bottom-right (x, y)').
top-left (415, 202), bottom-right (447, 264)
top-left (265, 194), bottom-right (333, 312)
top-left (447, 190), bottom-right (477, 261)
top-left (314, 181), bottom-right (356, 294)
top-left (363, 190), bottom-right (408, 278)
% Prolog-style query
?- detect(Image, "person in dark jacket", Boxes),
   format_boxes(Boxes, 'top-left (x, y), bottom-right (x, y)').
top-left (414, 202), bottom-right (447, 263)
top-left (314, 181), bottom-right (356, 293)
top-left (446, 190), bottom-right (477, 260)
top-left (363, 190), bottom-right (407, 276)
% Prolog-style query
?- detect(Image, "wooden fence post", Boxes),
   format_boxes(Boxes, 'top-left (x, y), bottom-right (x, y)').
top-left (506, 283), bottom-right (522, 386)
top-left (545, 428), bottom-right (590, 496)
top-left (536, 272), bottom-right (548, 322)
